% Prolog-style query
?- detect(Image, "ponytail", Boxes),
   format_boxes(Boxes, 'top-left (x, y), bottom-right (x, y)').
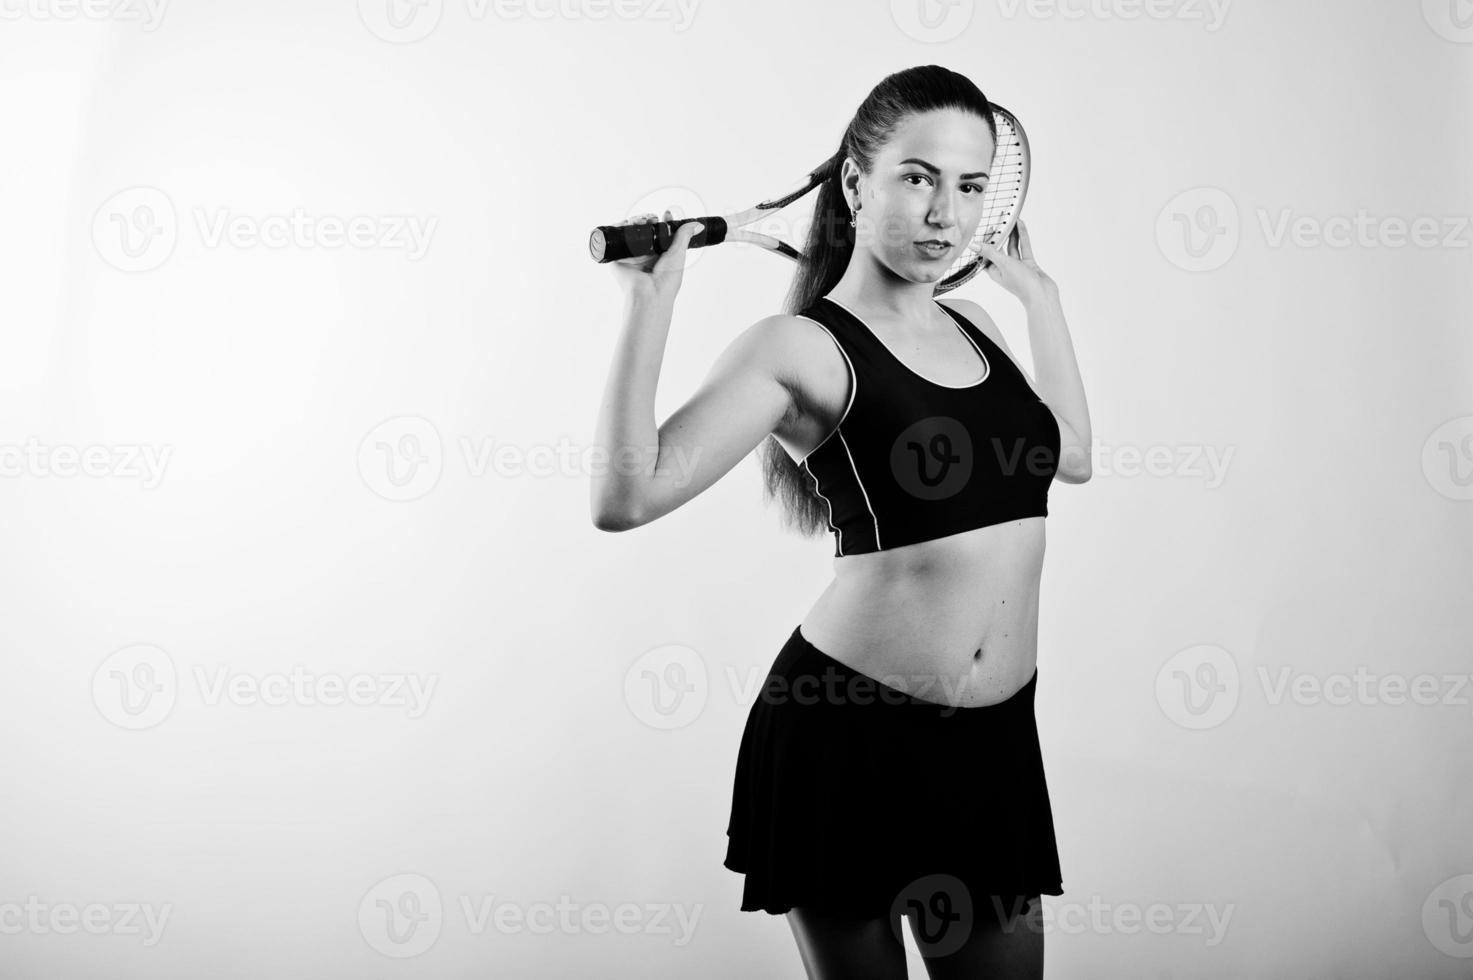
top-left (759, 65), bottom-right (995, 541)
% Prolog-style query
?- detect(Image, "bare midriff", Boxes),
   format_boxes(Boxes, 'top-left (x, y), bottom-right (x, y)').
top-left (798, 516), bottom-right (1045, 708)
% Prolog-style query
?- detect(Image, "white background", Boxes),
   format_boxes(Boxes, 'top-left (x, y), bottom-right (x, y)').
top-left (1, 0), bottom-right (1471, 977)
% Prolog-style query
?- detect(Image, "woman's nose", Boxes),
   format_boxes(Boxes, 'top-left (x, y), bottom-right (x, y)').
top-left (929, 190), bottom-right (957, 226)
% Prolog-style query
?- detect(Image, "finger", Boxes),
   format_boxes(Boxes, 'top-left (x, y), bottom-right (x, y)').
top-left (673, 220), bottom-right (704, 248)
top-left (976, 242), bottom-right (1012, 266)
top-left (976, 247), bottom-right (1007, 278)
top-left (653, 221), bottom-right (704, 270)
top-left (1015, 220), bottom-right (1034, 262)
top-left (659, 220), bottom-right (699, 249)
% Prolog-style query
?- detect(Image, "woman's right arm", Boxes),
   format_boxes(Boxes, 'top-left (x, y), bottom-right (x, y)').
top-left (590, 287), bottom-right (798, 531)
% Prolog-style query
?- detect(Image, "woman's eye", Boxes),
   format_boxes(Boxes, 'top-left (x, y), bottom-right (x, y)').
top-left (905, 175), bottom-right (985, 194)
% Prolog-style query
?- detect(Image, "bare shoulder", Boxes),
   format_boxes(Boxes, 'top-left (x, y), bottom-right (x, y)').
top-left (736, 310), bottom-right (846, 410)
top-left (738, 310), bottom-right (821, 358)
top-left (741, 310), bottom-right (836, 362)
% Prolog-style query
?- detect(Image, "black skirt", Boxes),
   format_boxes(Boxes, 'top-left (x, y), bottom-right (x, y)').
top-left (723, 624), bottom-right (1064, 917)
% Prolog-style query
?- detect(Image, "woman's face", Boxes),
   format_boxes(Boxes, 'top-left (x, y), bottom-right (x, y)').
top-left (848, 108), bottom-right (996, 286)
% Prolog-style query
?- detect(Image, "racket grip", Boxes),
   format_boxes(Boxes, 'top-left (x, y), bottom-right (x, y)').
top-left (588, 216), bottom-right (728, 263)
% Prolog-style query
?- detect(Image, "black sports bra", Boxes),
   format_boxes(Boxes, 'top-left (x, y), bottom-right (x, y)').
top-left (794, 295), bottom-right (1060, 557)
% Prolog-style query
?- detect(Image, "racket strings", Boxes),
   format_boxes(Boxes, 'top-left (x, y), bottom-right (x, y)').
top-left (950, 124), bottom-right (1025, 273)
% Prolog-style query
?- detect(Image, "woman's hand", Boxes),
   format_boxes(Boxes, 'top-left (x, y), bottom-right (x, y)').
top-left (975, 219), bottom-right (1058, 309)
top-left (607, 209), bottom-right (705, 302)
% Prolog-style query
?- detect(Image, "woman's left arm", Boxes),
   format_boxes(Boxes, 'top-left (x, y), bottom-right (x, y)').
top-left (977, 220), bottom-right (1093, 483)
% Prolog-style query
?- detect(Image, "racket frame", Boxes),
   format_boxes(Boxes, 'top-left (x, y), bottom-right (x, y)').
top-left (590, 103), bottom-right (1030, 295)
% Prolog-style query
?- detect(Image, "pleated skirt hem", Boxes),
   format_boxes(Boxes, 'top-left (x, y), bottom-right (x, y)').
top-left (723, 624), bottom-right (1065, 917)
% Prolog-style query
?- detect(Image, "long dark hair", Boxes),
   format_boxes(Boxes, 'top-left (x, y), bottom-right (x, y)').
top-left (759, 65), bottom-right (997, 539)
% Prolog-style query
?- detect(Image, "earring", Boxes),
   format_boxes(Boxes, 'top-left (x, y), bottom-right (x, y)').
top-left (849, 202), bottom-right (860, 228)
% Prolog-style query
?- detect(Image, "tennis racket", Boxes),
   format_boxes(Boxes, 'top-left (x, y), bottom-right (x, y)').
top-left (587, 104), bottom-right (1030, 295)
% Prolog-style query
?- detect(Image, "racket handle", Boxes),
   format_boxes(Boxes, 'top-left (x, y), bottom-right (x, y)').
top-left (588, 216), bottom-right (728, 263)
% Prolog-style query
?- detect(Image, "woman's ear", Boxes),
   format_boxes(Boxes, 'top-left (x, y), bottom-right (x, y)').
top-left (839, 158), bottom-right (862, 209)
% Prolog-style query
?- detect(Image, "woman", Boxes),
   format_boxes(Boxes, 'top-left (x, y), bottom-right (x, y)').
top-left (591, 65), bottom-right (1092, 979)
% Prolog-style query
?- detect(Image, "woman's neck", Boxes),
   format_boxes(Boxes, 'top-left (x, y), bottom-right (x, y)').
top-left (827, 254), bottom-right (944, 325)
